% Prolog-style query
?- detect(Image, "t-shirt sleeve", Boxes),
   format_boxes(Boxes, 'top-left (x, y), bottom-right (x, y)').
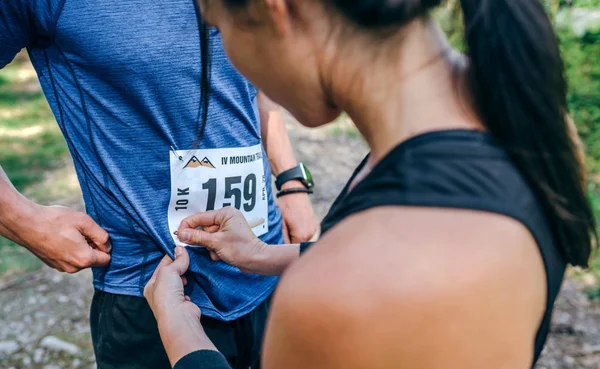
top-left (173, 350), bottom-right (232, 369)
top-left (0, 0), bottom-right (38, 68)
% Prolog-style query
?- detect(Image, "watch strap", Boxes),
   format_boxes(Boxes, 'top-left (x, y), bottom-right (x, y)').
top-left (275, 165), bottom-right (307, 190)
top-left (276, 187), bottom-right (313, 198)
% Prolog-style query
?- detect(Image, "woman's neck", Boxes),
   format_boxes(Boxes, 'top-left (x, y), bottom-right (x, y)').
top-left (326, 20), bottom-right (482, 165)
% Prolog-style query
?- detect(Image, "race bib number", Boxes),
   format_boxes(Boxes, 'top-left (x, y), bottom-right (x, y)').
top-left (168, 144), bottom-right (268, 246)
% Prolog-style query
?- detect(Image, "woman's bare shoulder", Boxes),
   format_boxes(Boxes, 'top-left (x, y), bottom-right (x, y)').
top-left (262, 206), bottom-right (545, 369)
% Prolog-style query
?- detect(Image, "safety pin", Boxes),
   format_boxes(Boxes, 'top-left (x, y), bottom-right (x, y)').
top-left (170, 146), bottom-right (183, 161)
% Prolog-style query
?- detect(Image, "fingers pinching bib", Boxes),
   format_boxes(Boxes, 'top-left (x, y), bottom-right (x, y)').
top-left (168, 144), bottom-right (269, 246)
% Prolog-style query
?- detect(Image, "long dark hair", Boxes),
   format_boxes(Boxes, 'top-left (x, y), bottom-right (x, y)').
top-left (220, 0), bottom-right (596, 267)
top-left (457, 0), bottom-right (596, 267)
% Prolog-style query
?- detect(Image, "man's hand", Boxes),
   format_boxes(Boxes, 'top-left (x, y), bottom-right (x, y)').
top-left (278, 181), bottom-right (318, 244)
top-left (3, 203), bottom-right (111, 273)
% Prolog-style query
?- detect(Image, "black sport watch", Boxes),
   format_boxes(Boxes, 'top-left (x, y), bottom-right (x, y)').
top-left (275, 163), bottom-right (314, 191)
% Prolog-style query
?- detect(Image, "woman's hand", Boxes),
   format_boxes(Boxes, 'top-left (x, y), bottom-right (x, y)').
top-left (144, 246), bottom-right (199, 322)
top-left (144, 246), bottom-right (218, 367)
top-left (176, 207), bottom-right (268, 273)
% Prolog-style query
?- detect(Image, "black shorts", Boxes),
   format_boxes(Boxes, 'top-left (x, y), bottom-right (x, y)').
top-left (90, 290), bottom-right (270, 369)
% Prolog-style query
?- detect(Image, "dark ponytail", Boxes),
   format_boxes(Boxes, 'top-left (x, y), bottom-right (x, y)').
top-left (459, 0), bottom-right (596, 266)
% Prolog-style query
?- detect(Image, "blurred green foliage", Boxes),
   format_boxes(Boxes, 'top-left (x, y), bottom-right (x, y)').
top-left (562, 30), bottom-right (600, 175)
top-left (0, 61), bottom-right (69, 191)
top-left (564, 0), bottom-right (600, 7)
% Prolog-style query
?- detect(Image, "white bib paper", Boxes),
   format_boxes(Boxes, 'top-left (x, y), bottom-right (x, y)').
top-left (168, 144), bottom-right (269, 246)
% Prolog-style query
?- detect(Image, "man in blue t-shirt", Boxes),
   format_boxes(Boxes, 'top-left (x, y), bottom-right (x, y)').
top-left (0, 1), bottom-right (318, 368)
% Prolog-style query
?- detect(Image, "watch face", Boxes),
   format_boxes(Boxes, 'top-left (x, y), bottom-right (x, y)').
top-left (301, 163), bottom-right (314, 188)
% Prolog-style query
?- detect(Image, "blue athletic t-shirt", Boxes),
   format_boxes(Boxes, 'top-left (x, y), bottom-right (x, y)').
top-left (0, 0), bottom-right (283, 321)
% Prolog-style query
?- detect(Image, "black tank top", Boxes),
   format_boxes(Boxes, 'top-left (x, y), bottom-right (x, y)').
top-left (318, 129), bottom-right (566, 366)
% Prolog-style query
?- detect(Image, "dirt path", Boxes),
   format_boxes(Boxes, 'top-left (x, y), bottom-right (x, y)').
top-left (1, 119), bottom-right (600, 369)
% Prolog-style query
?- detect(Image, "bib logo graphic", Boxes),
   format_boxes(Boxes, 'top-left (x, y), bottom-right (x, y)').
top-left (184, 156), bottom-right (216, 169)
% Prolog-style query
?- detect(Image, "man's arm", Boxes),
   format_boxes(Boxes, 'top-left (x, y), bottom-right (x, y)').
top-left (0, 168), bottom-right (28, 241)
top-left (258, 92), bottom-right (318, 243)
top-left (0, 166), bottom-right (111, 273)
top-left (0, 4), bottom-right (111, 272)
top-left (258, 92), bottom-right (298, 177)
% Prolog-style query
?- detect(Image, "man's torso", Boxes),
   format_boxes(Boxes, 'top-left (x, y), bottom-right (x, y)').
top-left (2, 0), bottom-right (283, 320)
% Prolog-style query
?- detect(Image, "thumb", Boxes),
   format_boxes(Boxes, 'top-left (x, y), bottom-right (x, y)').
top-left (166, 246), bottom-right (190, 276)
top-left (78, 216), bottom-right (111, 253)
top-left (90, 248), bottom-right (111, 267)
top-left (178, 228), bottom-right (218, 247)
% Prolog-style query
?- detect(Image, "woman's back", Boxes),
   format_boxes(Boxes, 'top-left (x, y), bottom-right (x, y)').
top-left (263, 130), bottom-right (564, 368)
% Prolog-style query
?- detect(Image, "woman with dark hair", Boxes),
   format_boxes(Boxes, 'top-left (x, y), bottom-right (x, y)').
top-left (143, 0), bottom-right (596, 368)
